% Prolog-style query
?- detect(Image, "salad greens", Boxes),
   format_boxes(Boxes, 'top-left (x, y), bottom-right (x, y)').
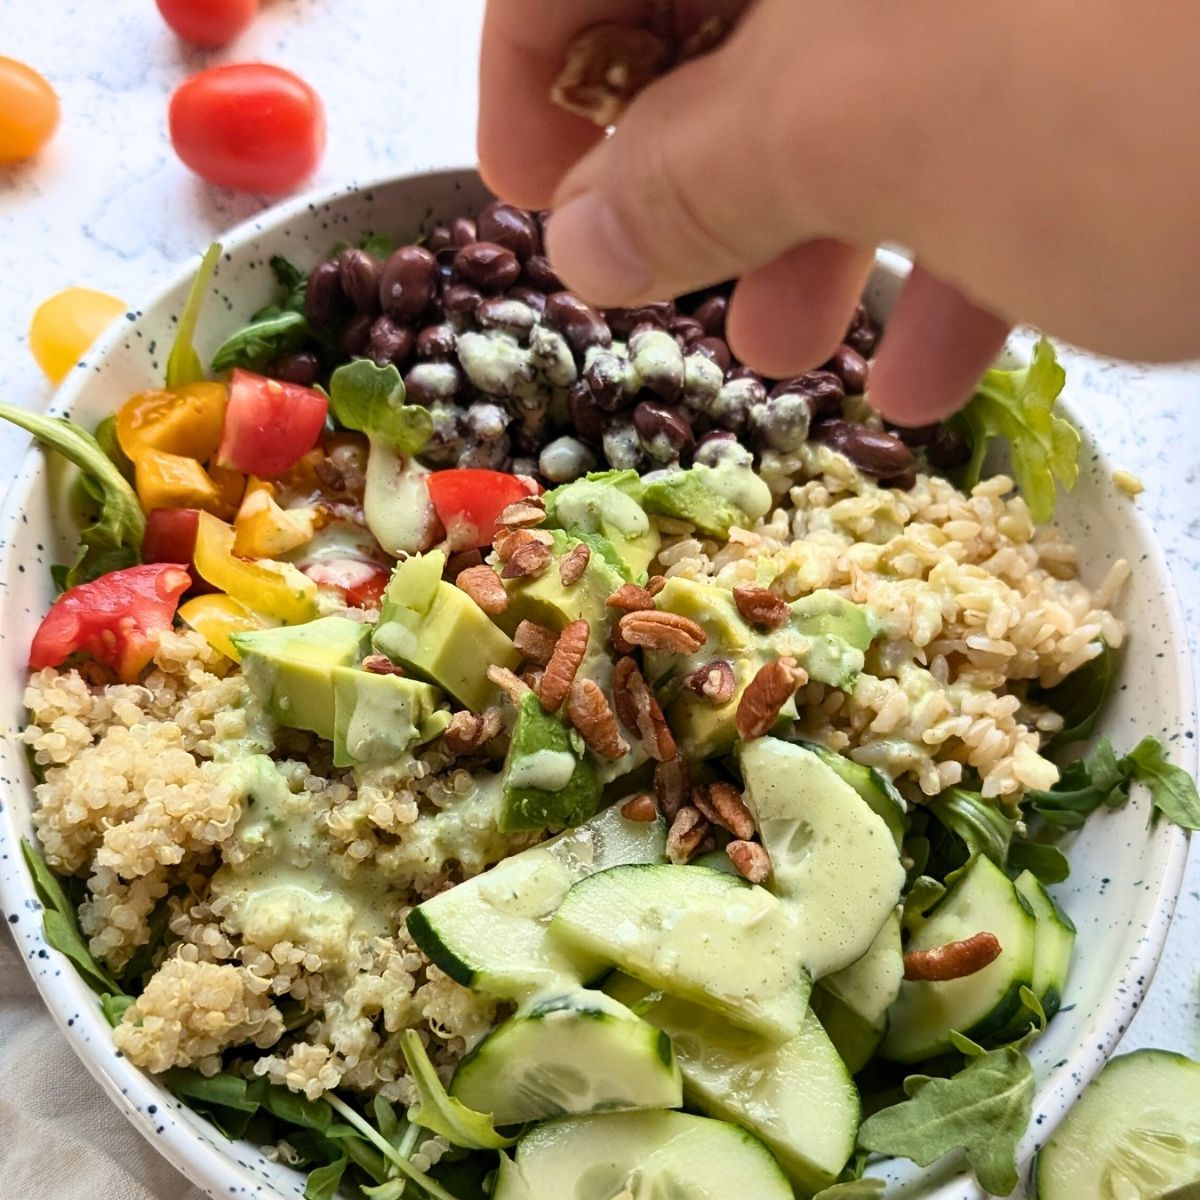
top-left (328, 360), bottom-right (432, 453)
top-left (210, 256), bottom-right (313, 374)
top-left (1033, 641), bottom-right (1115, 748)
top-left (0, 405), bottom-right (144, 588)
top-left (959, 338), bottom-right (1080, 523)
top-left (166, 242), bottom-right (222, 389)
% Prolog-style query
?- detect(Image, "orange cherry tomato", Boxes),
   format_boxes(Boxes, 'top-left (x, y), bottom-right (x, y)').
top-left (156, 0), bottom-right (259, 48)
top-left (29, 287), bottom-right (126, 383)
top-left (0, 57), bottom-right (59, 164)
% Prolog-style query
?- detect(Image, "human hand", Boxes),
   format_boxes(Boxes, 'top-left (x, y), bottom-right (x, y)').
top-left (478, 0), bottom-right (1200, 424)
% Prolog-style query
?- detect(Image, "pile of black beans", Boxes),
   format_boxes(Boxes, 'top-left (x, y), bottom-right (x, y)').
top-left (284, 201), bottom-right (970, 488)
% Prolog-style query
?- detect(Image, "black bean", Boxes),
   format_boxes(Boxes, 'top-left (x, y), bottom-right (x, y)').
top-left (814, 420), bottom-right (913, 476)
top-left (536, 209), bottom-right (552, 243)
top-left (366, 316), bottom-right (414, 366)
top-left (304, 259), bottom-right (348, 331)
top-left (584, 351), bottom-right (633, 411)
top-left (695, 429), bottom-right (738, 458)
top-left (427, 225), bottom-right (454, 253)
top-left (544, 291), bottom-right (612, 354)
top-left (539, 435), bottom-right (596, 483)
top-left (634, 400), bottom-right (694, 461)
top-left (405, 362), bottom-right (463, 406)
top-left (338, 248), bottom-right (383, 315)
top-left (669, 315), bottom-right (706, 345)
top-left (340, 313), bottom-right (373, 358)
top-left (477, 201), bottom-right (541, 261)
top-left (602, 414), bottom-right (646, 471)
top-left (522, 255), bottom-right (564, 293)
top-left (890, 422), bottom-right (938, 447)
top-left (845, 303), bottom-right (879, 357)
top-left (568, 380), bottom-right (607, 445)
top-left (691, 293), bottom-right (728, 337)
top-left (442, 283), bottom-right (482, 317)
top-left (508, 285), bottom-right (547, 315)
top-left (927, 425), bottom-right (972, 469)
top-left (629, 327), bottom-right (685, 400)
top-left (415, 323), bottom-right (457, 360)
top-left (379, 246), bottom-right (438, 322)
top-left (772, 370), bottom-right (845, 420)
top-left (606, 301), bottom-right (674, 338)
top-left (879, 469), bottom-right (917, 491)
top-left (476, 296), bottom-right (537, 336)
top-left (434, 245), bottom-right (459, 271)
top-left (451, 216), bottom-right (477, 247)
top-left (750, 393), bottom-right (811, 452)
top-left (726, 364), bottom-right (763, 383)
top-left (691, 336), bottom-right (731, 374)
top-left (269, 351), bottom-right (320, 386)
top-left (453, 241), bottom-right (521, 292)
top-left (825, 343), bottom-right (869, 393)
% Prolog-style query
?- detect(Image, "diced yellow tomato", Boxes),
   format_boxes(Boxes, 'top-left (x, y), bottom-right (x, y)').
top-left (29, 287), bottom-right (126, 383)
top-left (233, 487), bottom-right (316, 558)
top-left (178, 593), bottom-right (277, 662)
top-left (192, 511), bottom-right (318, 625)
top-left (207, 461), bottom-right (246, 518)
top-left (116, 381), bottom-right (227, 461)
top-left (134, 446), bottom-right (223, 512)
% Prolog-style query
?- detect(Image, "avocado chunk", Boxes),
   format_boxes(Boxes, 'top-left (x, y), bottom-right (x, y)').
top-left (501, 691), bottom-right (600, 832)
top-left (372, 551), bottom-right (520, 711)
top-left (542, 471), bottom-right (661, 580)
top-left (232, 616), bottom-right (370, 740)
top-left (641, 462), bottom-right (772, 539)
top-left (331, 666), bottom-right (448, 767)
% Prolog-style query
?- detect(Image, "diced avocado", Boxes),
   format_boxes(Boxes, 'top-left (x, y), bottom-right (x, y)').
top-left (232, 616), bottom-right (370, 740)
top-left (331, 666), bottom-right (447, 767)
top-left (542, 472), bottom-right (660, 580)
top-left (776, 591), bottom-right (876, 688)
top-left (499, 530), bottom-right (625, 635)
top-left (642, 467), bottom-right (749, 539)
top-left (501, 692), bottom-right (600, 832)
top-left (373, 551), bottom-right (519, 711)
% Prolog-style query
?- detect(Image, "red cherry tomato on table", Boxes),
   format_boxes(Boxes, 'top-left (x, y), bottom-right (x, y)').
top-left (0, 56), bottom-right (59, 164)
top-left (156, 0), bottom-right (259, 48)
top-left (216, 369), bottom-right (329, 477)
top-left (426, 469), bottom-right (541, 551)
top-left (31, 564), bottom-right (191, 683)
top-left (169, 64), bottom-right (324, 194)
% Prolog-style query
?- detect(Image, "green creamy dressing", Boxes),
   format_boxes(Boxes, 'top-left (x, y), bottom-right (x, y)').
top-left (692, 460), bottom-right (772, 524)
top-left (552, 482), bottom-right (650, 539)
top-left (507, 748), bottom-right (578, 792)
top-left (363, 442), bottom-right (436, 556)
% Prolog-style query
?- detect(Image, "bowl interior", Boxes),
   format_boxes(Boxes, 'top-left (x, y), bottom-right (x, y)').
top-left (0, 170), bottom-right (1192, 1200)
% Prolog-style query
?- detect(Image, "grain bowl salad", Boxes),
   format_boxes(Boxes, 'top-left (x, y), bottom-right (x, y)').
top-left (6, 203), bottom-right (1200, 1200)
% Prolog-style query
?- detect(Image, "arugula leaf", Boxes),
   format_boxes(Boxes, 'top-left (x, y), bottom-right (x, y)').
top-left (958, 338), bottom-right (1080, 523)
top-left (400, 1030), bottom-right (516, 1150)
top-left (360, 233), bottom-right (396, 260)
top-left (101, 992), bottom-right (135, 1026)
top-left (0, 405), bottom-right (144, 588)
top-left (1033, 641), bottom-right (1113, 747)
top-left (271, 255), bottom-right (309, 312)
top-left (812, 1181), bottom-right (886, 1198)
top-left (328, 361), bottom-right (432, 454)
top-left (210, 310), bottom-right (312, 374)
top-left (21, 838), bottom-right (123, 993)
top-left (901, 875), bottom-right (946, 934)
top-left (254, 1080), bottom-right (333, 1133)
top-left (856, 1043), bottom-right (1035, 1196)
top-left (304, 1157), bottom-right (348, 1200)
top-left (927, 788), bottom-right (1016, 869)
top-left (120, 895), bottom-right (172, 985)
top-left (1124, 736), bottom-right (1200, 830)
top-left (1007, 837), bottom-right (1070, 884)
top-left (167, 242), bottom-right (222, 389)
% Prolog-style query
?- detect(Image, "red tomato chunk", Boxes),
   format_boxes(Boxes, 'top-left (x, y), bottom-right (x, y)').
top-left (216, 369), bottom-right (328, 477)
top-left (426, 469), bottom-right (538, 551)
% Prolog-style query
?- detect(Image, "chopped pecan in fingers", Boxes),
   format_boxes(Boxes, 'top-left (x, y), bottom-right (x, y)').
top-left (903, 932), bottom-right (1002, 982)
top-left (538, 619), bottom-right (590, 712)
top-left (551, 24), bottom-right (672, 127)
top-left (566, 679), bottom-right (629, 760)
top-left (726, 840), bottom-right (771, 884)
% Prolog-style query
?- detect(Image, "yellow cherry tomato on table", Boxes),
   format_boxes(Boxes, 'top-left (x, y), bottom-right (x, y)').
top-left (29, 287), bottom-right (126, 383)
top-left (0, 57), bottom-right (59, 163)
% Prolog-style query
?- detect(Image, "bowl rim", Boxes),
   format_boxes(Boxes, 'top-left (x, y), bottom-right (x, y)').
top-left (0, 167), bottom-right (1193, 1200)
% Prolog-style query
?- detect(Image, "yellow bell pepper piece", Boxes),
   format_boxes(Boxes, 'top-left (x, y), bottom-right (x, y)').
top-left (178, 593), bottom-right (277, 662)
top-left (233, 487), bottom-right (316, 558)
top-left (192, 511), bottom-right (318, 625)
top-left (116, 381), bottom-right (227, 461)
top-left (134, 446), bottom-right (223, 512)
top-left (208, 462), bottom-right (246, 518)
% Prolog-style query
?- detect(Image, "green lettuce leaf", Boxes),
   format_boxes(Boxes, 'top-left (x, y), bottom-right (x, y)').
top-left (0, 404), bottom-right (144, 587)
top-left (812, 1181), bottom-right (886, 1198)
top-left (927, 788), bottom-right (1017, 869)
top-left (328, 360), bottom-right (432, 454)
top-left (303, 1157), bottom-right (347, 1200)
top-left (1033, 641), bottom-right (1114, 748)
top-left (166, 242), bottom-right (222, 389)
top-left (959, 338), bottom-right (1080, 523)
top-left (210, 310), bottom-right (311, 374)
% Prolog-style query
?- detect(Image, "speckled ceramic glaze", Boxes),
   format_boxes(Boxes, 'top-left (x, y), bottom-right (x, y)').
top-left (0, 170), bottom-right (1193, 1200)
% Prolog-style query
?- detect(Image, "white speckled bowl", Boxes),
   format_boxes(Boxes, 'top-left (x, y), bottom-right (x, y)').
top-left (0, 169), bottom-right (1193, 1200)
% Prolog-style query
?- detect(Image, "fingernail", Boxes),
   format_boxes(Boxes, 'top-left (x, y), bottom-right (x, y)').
top-left (546, 191), bottom-right (651, 304)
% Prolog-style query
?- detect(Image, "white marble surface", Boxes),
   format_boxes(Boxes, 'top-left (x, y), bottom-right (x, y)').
top-left (0, 0), bottom-right (1196, 1190)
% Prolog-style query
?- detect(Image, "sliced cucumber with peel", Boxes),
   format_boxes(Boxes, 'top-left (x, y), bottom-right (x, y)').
top-left (1013, 869), bottom-right (1075, 1025)
top-left (605, 973), bottom-right (859, 1193)
top-left (550, 863), bottom-right (812, 1042)
top-left (493, 1110), bottom-right (795, 1200)
top-left (406, 803), bottom-right (665, 998)
top-left (1034, 1049), bottom-right (1200, 1199)
top-left (450, 989), bottom-right (682, 1125)
top-left (798, 739), bottom-right (908, 848)
top-left (882, 854), bottom-right (1037, 1063)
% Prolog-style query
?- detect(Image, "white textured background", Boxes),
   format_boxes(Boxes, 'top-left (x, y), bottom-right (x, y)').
top-left (0, 0), bottom-right (1196, 1194)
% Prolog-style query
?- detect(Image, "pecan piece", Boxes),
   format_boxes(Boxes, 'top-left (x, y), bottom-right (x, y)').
top-left (617, 609), bottom-right (707, 654)
top-left (733, 584), bottom-right (789, 630)
top-left (361, 653), bottom-right (405, 676)
top-left (566, 679), bottom-right (629, 760)
top-left (692, 781), bottom-right (756, 840)
top-left (666, 805), bottom-right (709, 864)
top-left (685, 659), bottom-right (736, 705)
top-left (646, 574), bottom-right (667, 596)
top-left (487, 664), bottom-right (531, 706)
top-left (538, 619), bottom-right (590, 713)
top-left (612, 656), bottom-right (677, 762)
top-left (494, 526), bottom-right (552, 562)
top-left (620, 793), bottom-right (659, 823)
top-left (726, 839), bottom-right (771, 884)
top-left (513, 619), bottom-right (558, 665)
top-left (560, 542), bottom-right (591, 586)
top-left (903, 932), bottom-right (1002, 982)
top-left (442, 708), bottom-right (504, 755)
top-left (498, 496), bottom-right (546, 528)
top-left (654, 758), bottom-right (689, 820)
top-left (735, 656), bottom-right (806, 741)
top-left (606, 583), bottom-right (657, 613)
top-left (501, 537), bottom-right (553, 580)
top-left (456, 564), bottom-right (509, 614)
top-left (444, 547), bottom-right (484, 579)
top-left (551, 23), bottom-right (672, 127)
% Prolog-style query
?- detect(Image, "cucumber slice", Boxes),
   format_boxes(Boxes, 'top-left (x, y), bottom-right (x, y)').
top-left (493, 1110), bottom-right (794, 1200)
top-left (1014, 870), bottom-right (1075, 1023)
top-left (738, 737), bottom-right (906, 978)
top-left (812, 908), bottom-right (903, 1073)
top-left (1034, 1050), bottom-right (1200, 1200)
top-left (407, 804), bottom-right (665, 998)
top-left (797, 739), bottom-right (908, 847)
top-left (882, 854), bottom-right (1037, 1063)
top-left (450, 989), bottom-right (682, 1125)
top-left (605, 973), bottom-right (859, 1193)
top-left (550, 864), bottom-right (811, 1041)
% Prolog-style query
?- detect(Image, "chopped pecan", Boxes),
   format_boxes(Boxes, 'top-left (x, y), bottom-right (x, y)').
top-left (733, 585), bottom-right (789, 630)
top-left (313, 458), bottom-right (346, 492)
top-left (456, 564), bottom-right (509, 614)
top-left (566, 679), bottom-right (629, 760)
top-left (903, 932), bottom-right (1002, 982)
top-left (487, 664), bottom-right (531, 706)
top-left (679, 14), bottom-right (731, 59)
top-left (606, 583), bottom-right (657, 613)
top-left (621, 793), bottom-right (659, 822)
top-left (610, 621), bottom-right (634, 655)
top-left (735, 656), bottom-right (805, 741)
top-left (445, 548), bottom-right (484, 579)
top-left (538, 619), bottom-right (590, 712)
top-left (646, 574), bottom-right (667, 596)
top-left (551, 23), bottom-right (672, 127)
top-left (494, 527), bottom-right (552, 562)
top-left (442, 708), bottom-right (504, 755)
top-left (560, 542), bottom-right (591, 586)
top-left (654, 758), bottom-right (689, 820)
top-left (498, 496), bottom-right (546, 528)
top-left (612, 656), bottom-right (677, 762)
top-left (513, 619), bottom-right (558, 665)
top-left (521, 666), bottom-right (546, 692)
top-left (692, 781), bottom-right (756, 840)
top-left (617, 609), bottom-right (707, 654)
top-left (685, 659), bottom-right (736, 705)
top-left (726, 839), bottom-right (772, 884)
top-left (666, 805), bottom-right (709, 864)
top-left (361, 653), bottom-right (405, 676)
top-left (501, 537), bottom-right (553, 580)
